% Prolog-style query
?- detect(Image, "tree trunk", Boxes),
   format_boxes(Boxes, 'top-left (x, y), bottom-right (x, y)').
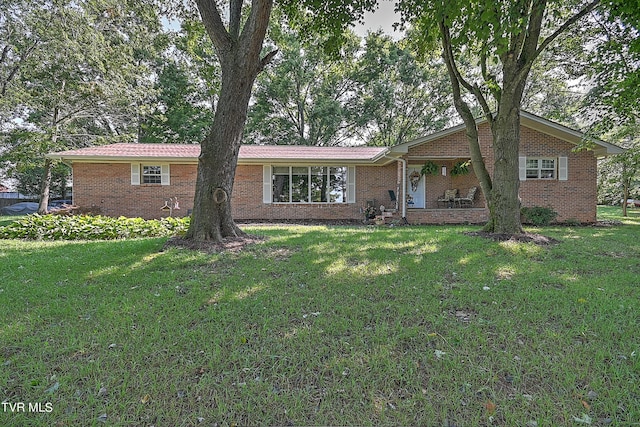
top-left (38, 102), bottom-right (61, 215)
top-left (487, 107), bottom-right (523, 233)
top-left (186, 0), bottom-right (275, 243)
top-left (37, 158), bottom-right (53, 214)
top-left (622, 162), bottom-right (629, 217)
top-left (185, 59), bottom-right (255, 241)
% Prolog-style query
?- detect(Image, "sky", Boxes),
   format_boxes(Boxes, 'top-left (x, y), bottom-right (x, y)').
top-left (354, 1), bottom-right (403, 39)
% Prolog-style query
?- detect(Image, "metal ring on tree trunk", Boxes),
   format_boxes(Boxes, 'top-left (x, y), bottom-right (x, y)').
top-left (213, 187), bottom-right (228, 204)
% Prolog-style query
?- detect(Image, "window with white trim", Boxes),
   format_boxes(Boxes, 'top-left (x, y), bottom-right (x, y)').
top-left (142, 165), bottom-right (163, 184)
top-left (131, 163), bottom-right (170, 186)
top-left (519, 156), bottom-right (568, 181)
top-left (271, 166), bottom-right (348, 203)
top-left (526, 158), bottom-right (556, 179)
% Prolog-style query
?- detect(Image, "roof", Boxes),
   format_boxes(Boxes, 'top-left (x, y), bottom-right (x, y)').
top-left (391, 111), bottom-right (624, 157)
top-left (49, 143), bottom-right (392, 165)
top-left (49, 112), bottom-right (623, 164)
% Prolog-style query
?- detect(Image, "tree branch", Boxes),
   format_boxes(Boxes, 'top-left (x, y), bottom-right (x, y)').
top-left (195, 0), bottom-right (231, 54)
top-left (240, 0), bottom-right (274, 64)
top-left (1, 40), bottom-right (39, 97)
top-left (229, 0), bottom-right (243, 40)
top-left (536, 0), bottom-right (600, 58)
top-left (260, 49), bottom-right (279, 71)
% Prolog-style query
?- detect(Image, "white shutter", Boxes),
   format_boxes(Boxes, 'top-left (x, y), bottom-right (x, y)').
top-left (131, 163), bottom-right (140, 185)
top-left (519, 156), bottom-right (527, 181)
top-left (347, 166), bottom-right (356, 203)
top-left (263, 165), bottom-right (272, 204)
top-left (161, 164), bottom-right (170, 185)
top-left (558, 157), bottom-right (568, 181)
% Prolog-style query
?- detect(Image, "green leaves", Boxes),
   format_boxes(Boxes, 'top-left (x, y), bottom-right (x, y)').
top-left (0, 214), bottom-right (189, 240)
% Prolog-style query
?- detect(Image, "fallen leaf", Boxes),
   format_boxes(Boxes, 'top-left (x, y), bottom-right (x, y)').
top-left (485, 400), bottom-right (497, 415)
top-left (45, 382), bottom-right (60, 394)
top-left (581, 400), bottom-right (591, 410)
top-left (573, 413), bottom-right (592, 424)
top-left (141, 394), bottom-right (151, 404)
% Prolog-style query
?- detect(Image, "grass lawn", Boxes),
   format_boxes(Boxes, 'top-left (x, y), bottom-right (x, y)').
top-left (0, 207), bottom-right (638, 426)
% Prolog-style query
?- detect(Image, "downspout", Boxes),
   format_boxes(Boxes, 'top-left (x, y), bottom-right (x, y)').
top-left (383, 155), bottom-right (407, 222)
top-left (398, 157), bottom-right (407, 221)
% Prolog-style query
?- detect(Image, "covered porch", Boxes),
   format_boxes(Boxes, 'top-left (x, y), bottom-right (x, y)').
top-left (405, 157), bottom-right (482, 204)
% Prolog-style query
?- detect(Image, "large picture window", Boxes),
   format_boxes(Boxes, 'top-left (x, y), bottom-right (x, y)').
top-left (272, 166), bottom-right (348, 203)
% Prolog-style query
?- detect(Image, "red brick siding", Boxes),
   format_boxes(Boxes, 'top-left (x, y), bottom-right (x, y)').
top-left (71, 162), bottom-right (196, 219)
top-left (71, 162), bottom-right (398, 221)
top-left (518, 127), bottom-right (597, 223)
top-left (70, 123), bottom-right (598, 223)
top-left (403, 123), bottom-right (597, 223)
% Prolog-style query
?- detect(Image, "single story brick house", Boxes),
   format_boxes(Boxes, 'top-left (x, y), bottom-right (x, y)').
top-left (49, 112), bottom-right (622, 224)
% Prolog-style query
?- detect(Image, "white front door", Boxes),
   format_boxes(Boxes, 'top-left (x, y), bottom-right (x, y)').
top-left (407, 166), bottom-right (425, 208)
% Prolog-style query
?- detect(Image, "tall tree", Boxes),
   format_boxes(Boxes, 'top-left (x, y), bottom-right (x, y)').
top-left (0, 0), bottom-right (162, 211)
top-left (138, 18), bottom-right (219, 144)
top-left (398, 0), bottom-right (601, 234)
top-left (184, 0), bottom-right (277, 241)
top-left (585, 0), bottom-right (639, 130)
top-left (184, 0), bottom-right (388, 242)
top-left (245, 26), bottom-right (363, 147)
top-left (352, 31), bottom-right (452, 146)
top-left (0, 0), bottom-right (39, 121)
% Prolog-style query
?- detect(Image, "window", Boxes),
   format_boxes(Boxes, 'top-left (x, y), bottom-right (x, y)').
top-left (131, 163), bottom-right (170, 185)
top-left (525, 158), bottom-right (556, 179)
top-left (142, 165), bottom-right (162, 184)
top-left (519, 156), bottom-right (568, 181)
top-left (270, 166), bottom-right (348, 203)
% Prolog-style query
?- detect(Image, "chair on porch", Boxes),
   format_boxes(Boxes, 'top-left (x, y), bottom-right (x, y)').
top-left (455, 186), bottom-right (477, 208)
top-left (437, 189), bottom-right (458, 208)
top-left (389, 190), bottom-right (398, 211)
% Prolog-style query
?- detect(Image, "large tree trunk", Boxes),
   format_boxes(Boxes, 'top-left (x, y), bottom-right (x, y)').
top-left (185, 59), bottom-right (254, 241)
top-left (487, 107), bottom-right (523, 233)
top-left (185, 0), bottom-right (275, 242)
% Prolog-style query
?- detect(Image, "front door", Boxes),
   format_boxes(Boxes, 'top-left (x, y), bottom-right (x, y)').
top-left (407, 166), bottom-right (425, 208)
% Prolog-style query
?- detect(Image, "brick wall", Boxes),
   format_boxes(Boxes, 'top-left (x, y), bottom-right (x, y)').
top-left (70, 123), bottom-right (598, 223)
top-left (71, 162), bottom-right (398, 221)
top-left (71, 162), bottom-right (196, 219)
top-left (403, 123), bottom-right (598, 223)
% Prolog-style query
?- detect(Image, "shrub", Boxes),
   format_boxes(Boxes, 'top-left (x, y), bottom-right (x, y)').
top-left (521, 206), bottom-right (558, 226)
top-left (0, 214), bottom-right (190, 240)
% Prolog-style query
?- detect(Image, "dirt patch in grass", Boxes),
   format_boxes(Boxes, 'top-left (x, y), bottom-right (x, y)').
top-left (162, 234), bottom-right (266, 253)
top-left (465, 231), bottom-right (560, 245)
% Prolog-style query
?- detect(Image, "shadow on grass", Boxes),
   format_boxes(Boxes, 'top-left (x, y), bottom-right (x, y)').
top-left (1, 223), bottom-right (639, 426)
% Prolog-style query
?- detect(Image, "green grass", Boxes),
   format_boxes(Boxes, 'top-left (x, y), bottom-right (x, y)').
top-left (0, 208), bottom-right (639, 426)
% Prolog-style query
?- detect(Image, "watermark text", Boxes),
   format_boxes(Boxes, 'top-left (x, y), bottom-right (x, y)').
top-left (2, 402), bottom-right (53, 413)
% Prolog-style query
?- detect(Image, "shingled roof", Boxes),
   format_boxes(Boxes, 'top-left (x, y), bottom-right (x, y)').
top-left (50, 143), bottom-right (393, 164)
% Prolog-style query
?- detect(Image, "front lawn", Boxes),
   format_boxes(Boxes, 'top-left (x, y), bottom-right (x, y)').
top-left (0, 210), bottom-right (638, 426)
